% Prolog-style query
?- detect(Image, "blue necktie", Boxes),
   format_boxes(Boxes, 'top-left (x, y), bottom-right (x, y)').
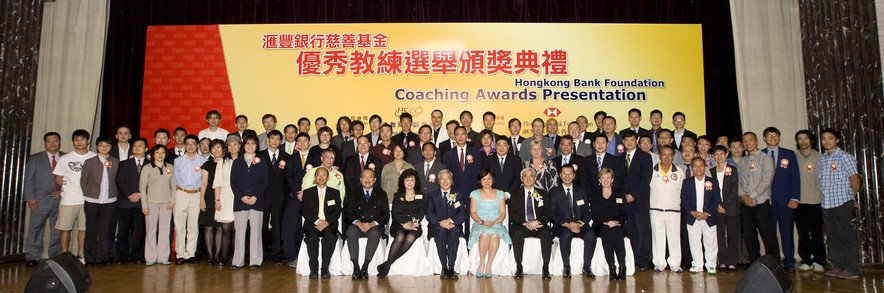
top-left (526, 191), bottom-right (536, 222)
top-left (365, 190), bottom-right (371, 202)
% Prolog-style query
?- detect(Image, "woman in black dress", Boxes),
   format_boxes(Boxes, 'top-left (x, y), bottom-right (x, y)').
top-left (376, 169), bottom-right (425, 278)
top-left (592, 167), bottom-right (630, 280)
top-left (199, 139), bottom-right (226, 265)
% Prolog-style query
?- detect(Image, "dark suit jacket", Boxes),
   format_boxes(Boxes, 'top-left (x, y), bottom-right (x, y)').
top-left (623, 150), bottom-right (653, 209)
top-left (80, 155), bottom-right (120, 200)
top-left (426, 189), bottom-right (469, 237)
top-left (415, 159), bottom-right (446, 195)
top-left (109, 144), bottom-right (131, 161)
top-left (306, 144), bottom-right (342, 168)
top-left (471, 131), bottom-right (502, 149)
top-left (338, 138), bottom-right (358, 161)
top-left (548, 185), bottom-right (592, 227)
top-left (230, 156), bottom-right (269, 211)
top-left (406, 141), bottom-right (439, 167)
top-left (330, 134), bottom-right (352, 150)
top-left (547, 134), bottom-right (562, 155)
top-left (763, 147), bottom-right (801, 206)
top-left (582, 153), bottom-right (625, 192)
top-left (711, 165), bottom-right (741, 216)
top-left (506, 135), bottom-right (525, 157)
top-left (164, 147), bottom-right (177, 164)
top-left (681, 175), bottom-right (721, 226)
top-left (284, 151), bottom-right (307, 198)
top-left (343, 187), bottom-right (390, 236)
top-left (509, 188), bottom-right (551, 227)
top-left (341, 153), bottom-right (383, 193)
top-left (392, 131), bottom-right (420, 151)
top-left (24, 151), bottom-right (65, 201)
top-left (258, 150), bottom-right (290, 209)
top-left (441, 145), bottom-right (484, 196)
top-left (115, 157), bottom-right (145, 209)
top-left (438, 139), bottom-right (456, 158)
top-left (619, 127), bottom-right (652, 138)
top-left (552, 153), bottom-right (585, 189)
top-left (483, 153), bottom-right (521, 193)
top-left (301, 186), bottom-right (342, 233)
top-left (672, 129), bottom-right (697, 150)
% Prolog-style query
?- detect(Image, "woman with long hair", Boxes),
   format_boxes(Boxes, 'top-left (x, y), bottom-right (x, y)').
top-left (212, 134), bottom-right (241, 267)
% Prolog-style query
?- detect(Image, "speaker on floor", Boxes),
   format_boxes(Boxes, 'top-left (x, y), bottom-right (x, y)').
top-left (25, 252), bottom-right (91, 293)
top-left (736, 254), bottom-right (792, 293)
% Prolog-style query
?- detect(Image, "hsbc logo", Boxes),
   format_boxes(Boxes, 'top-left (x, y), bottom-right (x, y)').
top-left (544, 108), bottom-right (561, 117)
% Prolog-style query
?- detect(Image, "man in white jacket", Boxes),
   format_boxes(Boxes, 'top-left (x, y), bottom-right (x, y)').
top-left (649, 145), bottom-right (685, 272)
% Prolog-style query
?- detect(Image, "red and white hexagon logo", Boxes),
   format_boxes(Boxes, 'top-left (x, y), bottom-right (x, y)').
top-left (544, 108), bottom-right (561, 117)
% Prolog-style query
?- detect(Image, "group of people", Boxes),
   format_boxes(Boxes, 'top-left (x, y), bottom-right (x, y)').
top-left (24, 107), bottom-right (861, 280)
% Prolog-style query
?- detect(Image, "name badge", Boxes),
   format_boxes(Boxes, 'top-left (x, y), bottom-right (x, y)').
top-left (576, 200), bottom-right (585, 206)
top-left (415, 194), bottom-right (423, 200)
top-left (616, 198), bottom-right (623, 204)
top-left (453, 202), bottom-right (461, 208)
top-left (327, 200), bottom-right (335, 206)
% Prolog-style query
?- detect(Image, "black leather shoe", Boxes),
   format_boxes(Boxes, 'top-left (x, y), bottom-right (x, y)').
top-left (639, 263), bottom-right (654, 271)
top-left (514, 268), bottom-right (524, 279)
top-left (583, 267), bottom-right (595, 278)
top-left (26, 260), bottom-right (38, 267)
top-left (176, 258), bottom-right (186, 265)
top-left (449, 269), bottom-right (459, 279)
top-left (309, 271), bottom-right (319, 279)
top-left (186, 257), bottom-right (199, 264)
top-left (440, 268), bottom-right (450, 279)
top-left (563, 267), bottom-right (571, 278)
top-left (250, 265), bottom-right (261, 270)
top-left (352, 271), bottom-right (361, 280)
top-left (609, 266), bottom-right (618, 280)
top-left (230, 265), bottom-right (243, 270)
top-left (542, 270), bottom-right (551, 280)
top-left (321, 271), bottom-right (331, 279)
top-left (618, 267), bottom-right (627, 280)
top-left (361, 269), bottom-right (370, 279)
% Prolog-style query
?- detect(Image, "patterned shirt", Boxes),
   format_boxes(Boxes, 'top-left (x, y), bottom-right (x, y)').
top-left (819, 148), bottom-right (858, 209)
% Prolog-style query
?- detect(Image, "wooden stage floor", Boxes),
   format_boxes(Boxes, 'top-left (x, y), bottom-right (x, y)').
top-left (1, 260), bottom-right (879, 292)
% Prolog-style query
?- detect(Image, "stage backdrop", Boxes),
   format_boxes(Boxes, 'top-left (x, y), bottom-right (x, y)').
top-left (141, 23), bottom-right (705, 144)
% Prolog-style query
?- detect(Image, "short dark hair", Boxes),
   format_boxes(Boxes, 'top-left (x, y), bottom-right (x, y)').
top-left (422, 142), bottom-right (437, 151)
top-left (315, 117), bottom-right (327, 124)
top-left (380, 123), bottom-right (393, 132)
top-left (697, 135), bottom-right (712, 145)
top-left (132, 137), bottom-right (148, 147)
top-left (690, 157), bottom-right (706, 166)
top-left (44, 132), bottom-right (61, 141)
top-left (508, 118), bottom-right (520, 128)
top-left (496, 136), bottom-right (509, 144)
top-left (453, 126), bottom-right (466, 134)
top-left (206, 110), bottom-right (221, 120)
top-left (532, 118), bottom-right (544, 125)
top-left (268, 129), bottom-right (283, 140)
top-left (560, 164), bottom-right (576, 173)
top-left (622, 131), bottom-right (638, 140)
top-left (242, 134), bottom-right (259, 145)
top-left (639, 134), bottom-right (652, 142)
top-left (657, 129), bottom-right (672, 139)
top-left (296, 132), bottom-right (310, 142)
top-left (174, 127), bottom-right (187, 135)
top-left (235, 114), bottom-right (248, 122)
top-left (820, 128), bottom-right (841, 141)
top-left (262, 113), bottom-right (277, 123)
top-left (283, 124), bottom-right (297, 133)
top-left (742, 131), bottom-right (757, 140)
top-left (650, 109), bottom-right (662, 117)
top-left (593, 111), bottom-right (607, 120)
top-left (672, 112), bottom-right (685, 120)
top-left (351, 120), bottom-right (364, 130)
top-left (594, 134), bottom-right (609, 143)
top-left (659, 145), bottom-right (675, 155)
top-left (483, 111), bottom-right (496, 119)
top-left (418, 124), bottom-right (432, 133)
top-left (153, 128), bottom-right (169, 139)
top-left (317, 126), bottom-right (334, 137)
top-left (460, 110), bottom-right (473, 119)
top-left (369, 114), bottom-right (382, 124)
top-left (603, 116), bottom-right (616, 124)
top-left (728, 137), bottom-right (743, 147)
top-left (628, 108), bottom-right (642, 116)
top-left (711, 145), bottom-right (728, 154)
top-left (763, 127), bottom-right (781, 137)
top-left (95, 136), bottom-right (112, 145)
top-left (297, 117), bottom-right (310, 125)
top-left (560, 134), bottom-right (574, 143)
top-left (446, 120), bottom-right (459, 127)
top-left (184, 134), bottom-right (199, 144)
top-left (72, 129), bottom-right (90, 141)
top-left (477, 167), bottom-right (494, 186)
top-left (795, 129), bottom-right (816, 148)
top-left (399, 112), bottom-right (412, 122)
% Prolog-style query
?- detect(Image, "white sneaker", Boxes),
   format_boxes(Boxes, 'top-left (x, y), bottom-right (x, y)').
top-left (689, 267), bottom-right (701, 273)
top-left (812, 263), bottom-right (825, 273)
top-left (78, 255), bottom-right (85, 265)
top-left (798, 264), bottom-right (813, 271)
top-left (707, 267), bottom-right (717, 275)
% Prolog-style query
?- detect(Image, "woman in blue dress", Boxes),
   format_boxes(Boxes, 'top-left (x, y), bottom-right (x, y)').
top-left (468, 168), bottom-right (512, 277)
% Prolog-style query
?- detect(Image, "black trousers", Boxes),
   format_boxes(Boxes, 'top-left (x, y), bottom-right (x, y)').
top-left (345, 225), bottom-right (383, 267)
top-left (281, 196), bottom-right (302, 261)
top-left (554, 225), bottom-right (597, 269)
top-left (822, 201), bottom-right (858, 274)
top-left (84, 202), bottom-right (115, 263)
top-left (430, 225), bottom-right (463, 269)
top-left (796, 203), bottom-right (826, 266)
top-left (116, 207), bottom-right (145, 261)
top-left (626, 204), bottom-right (652, 266)
top-left (716, 214), bottom-right (741, 267)
top-left (741, 202), bottom-right (780, 263)
top-left (600, 225), bottom-right (626, 268)
top-left (303, 224), bottom-right (337, 273)
top-left (262, 202), bottom-right (284, 260)
top-left (510, 225), bottom-right (552, 270)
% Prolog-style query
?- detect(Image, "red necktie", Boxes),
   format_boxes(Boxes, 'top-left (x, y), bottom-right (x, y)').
top-left (459, 148), bottom-right (465, 171)
top-left (50, 154), bottom-right (57, 170)
top-left (360, 155), bottom-right (365, 170)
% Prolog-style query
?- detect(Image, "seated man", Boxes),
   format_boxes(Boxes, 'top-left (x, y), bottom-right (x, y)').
top-left (302, 167), bottom-right (342, 279)
top-left (549, 164), bottom-right (596, 278)
top-left (426, 170), bottom-right (468, 279)
top-left (342, 169), bottom-right (389, 280)
top-left (510, 168), bottom-right (553, 280)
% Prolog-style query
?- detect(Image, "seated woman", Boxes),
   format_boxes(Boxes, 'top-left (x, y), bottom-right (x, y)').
top-left (523, 140), bottom-right (559, 191)
top-left (376, 169), bottom-right (425, 278)
top-left (592, 167), bottom-right (629, 280)
top-left (468, 168), bottom-right (512, 278)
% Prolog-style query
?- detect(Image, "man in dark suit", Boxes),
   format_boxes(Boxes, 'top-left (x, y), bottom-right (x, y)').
top-left (568, 121), bottom-right (593, 157)
top-left (546, 118), bottom-right (563, 155)
top-left (472, 111), bottom-right (503, 148)
top-left (680, 158), bottom-right (721, 273)
top-left (437, 120), bottom-right (460, 156)
top-left (426, 170), bottom-right (468, 279)
top-left (391, 112), bottom-right (420, 152)
top-left (109, 126), bottom-right (132, 161)
top-left (152, 128), bottom-right (176, 164)
top-left (113, 137), bottom-right (147, 265)
top-left (510, 167), bottom-right (554, 279)
top-left (415, 142), bottom-right (446, 195)
top-left (582, 135), bottom-right (626, 192)
top-left (24, 132), bottom-right (65, 267)
top-left (341, 136), bottom-right (382, 193)
top-left (552, 135), bottom-right (585, 189)
top-left (282, 132), bottom-right (310, 268)
top-left (330, 116), bottom-right (352, 150)
top-left (484, 137), bottom-right (521, 193)
top-left (507, 118), bottom-right (525, 156)
top-left (343, 169), bottom-right (389, 280)
top-left (619, 108), bottom-right (652, 138)
top-left (621, 131), bottom-right (654, 270)
top-left (592, 111), bottom-right (607, 137)
top-left (762, 127), bottom-right (801, 272)
top-left (407, 125), bottom-right (437, 166)
top-left (301, 167), bottom-right (342, 279)
top-left (441, 126), bottom-right (484, 198)
top-left (339, 120), bottom-right (363, 160)
top-left (671, 112), bottom-right (697, 150)
top-left (257, 130), bottom-right (290, 263)
top-left (549, 165), bottom-right (596, 278)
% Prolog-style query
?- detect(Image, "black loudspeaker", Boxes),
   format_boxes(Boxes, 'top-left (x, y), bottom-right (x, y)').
top-left (25, 252), bottom-right (91, 293)
top-left (736, 255), bottom-right (793, 293)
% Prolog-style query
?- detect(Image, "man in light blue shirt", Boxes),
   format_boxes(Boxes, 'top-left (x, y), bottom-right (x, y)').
top-left (173, 134), bottom-right (208, 264)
